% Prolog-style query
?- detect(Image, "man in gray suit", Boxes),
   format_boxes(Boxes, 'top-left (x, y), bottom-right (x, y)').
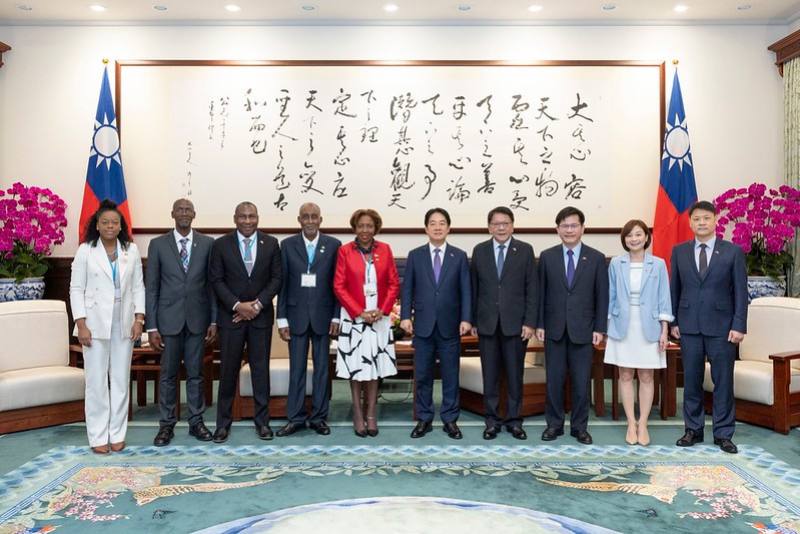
top-left (471, 206), bottom-right (538, 440)
top-left (146, 198), bottom-right (217, 446)
top-left (276, 203), bottom-right (341, 436)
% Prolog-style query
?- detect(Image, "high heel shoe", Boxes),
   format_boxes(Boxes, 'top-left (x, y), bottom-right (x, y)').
top-left (366, 416), bottom-right (378, 437)
top-left (353, 420), bottom-right (367, 438)
top-left (625, 423), bottom-right (638, 445)
top-left (637, 422), bottom-right (650, 446)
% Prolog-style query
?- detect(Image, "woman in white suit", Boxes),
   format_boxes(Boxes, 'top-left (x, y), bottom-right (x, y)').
top-left (605, 220), bottom-right (673, 446)
top-left (70, 200), bottom-right (145, 454)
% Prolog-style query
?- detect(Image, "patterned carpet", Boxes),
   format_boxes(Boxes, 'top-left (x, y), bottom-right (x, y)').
top-left (1, 444), bottom-right (799, 533)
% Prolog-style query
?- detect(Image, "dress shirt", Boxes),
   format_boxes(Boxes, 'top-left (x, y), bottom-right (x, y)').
top-left (694, 237), bottom-right (716, 272)
top-left (493, 238), bottom-right (511, 264)
top-left (174, 229), bottom-right (193, 265)
top-left (429, 242), bottom-right (448, 267)
top-left (562, 242), bottom-right (583, 273)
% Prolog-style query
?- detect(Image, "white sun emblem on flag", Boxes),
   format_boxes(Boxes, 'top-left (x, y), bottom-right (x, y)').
top-left (90, 113), bottom-right (122, 170)
top-left (662, 113), bottom-right (692, 171)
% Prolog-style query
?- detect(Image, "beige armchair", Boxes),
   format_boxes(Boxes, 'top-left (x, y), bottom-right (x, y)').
top-left (703, 297), bottom-right (800, 434)
top-left (0, 300), bottom-right (85, 433)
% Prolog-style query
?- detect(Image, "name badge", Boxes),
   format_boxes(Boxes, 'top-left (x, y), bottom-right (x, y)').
top-left (363, 282), bottom-right (377, 297)
top-left (301, 273), bottom-right (317, 288)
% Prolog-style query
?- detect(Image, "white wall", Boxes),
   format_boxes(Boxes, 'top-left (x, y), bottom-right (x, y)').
top-left (0, 23), bottom-right (788, 257)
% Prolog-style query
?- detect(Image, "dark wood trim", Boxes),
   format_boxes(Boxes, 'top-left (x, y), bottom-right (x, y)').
top-left (0, 400), bottom-right (85, 434)
top-left (0, 42), bottom-right (10, 68)
top-left (769, 30), bottom-right (800, 76)
top-left (132, 227), bottom-right (625, 235)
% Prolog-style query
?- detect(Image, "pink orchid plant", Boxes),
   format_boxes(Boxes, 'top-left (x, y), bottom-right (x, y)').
top-left (714, 183), bottom-right (800, 279)
top-left (0, 182), bottom-right (68, 281)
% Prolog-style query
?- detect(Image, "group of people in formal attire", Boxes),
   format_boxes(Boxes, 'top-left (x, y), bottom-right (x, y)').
top-left (69, 197), bottom-right (747, 455)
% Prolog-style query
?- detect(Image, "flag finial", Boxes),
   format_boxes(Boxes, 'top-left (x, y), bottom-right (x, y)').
top-left (672, 59), bottom-right (679, 65)
top-left (102, 58), bottom-right (109, 64)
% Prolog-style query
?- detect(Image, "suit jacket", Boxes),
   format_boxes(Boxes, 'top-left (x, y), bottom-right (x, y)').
top-left (208, 230), bottom-right (282, 329)
top-left (69, 241), bottom-right (145, 340)
top-left (470, 237), bottom-right (538, 337)
top-left (145, 230), bottom-right (217, 336)
top-left (333, 240), bottom-right (400, 318)
top-left (276, 233), bottom-right (341, 335)
top-left (607, 253), bottom-right (673, 343)
top-left (401, 243), bottom-right (471, 339)
top-left (537, 243), bottom-right (608, 344)
top-left (670, 239), bottom-right (748, 336)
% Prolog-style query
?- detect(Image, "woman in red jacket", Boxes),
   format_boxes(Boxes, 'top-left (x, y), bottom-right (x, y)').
top-left (334, 208), bottom-right (400, 437)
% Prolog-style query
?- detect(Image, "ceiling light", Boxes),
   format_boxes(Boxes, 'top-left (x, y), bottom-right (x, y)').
top-left (89, 4), bottom-right (106, 12)
top-left (674, 4), bottom-right (689, 12)
top-left (737, 4), bottom-right (751, 10)
top-left (301, 4), bottom-right (316, 10)
top-left (16, 4), bottom-right (33, 11)
top-left (601, 3), bottom-right (616, 11)
top-left (457, 4), bottom-right (471, 11)
top-left (528, 4), bottom-right (543, 12)
top-left (153, 4), bottom-right (168, 11)
top-left (383, 3), bottom-right (399, 12)
top-left (224, 4), bottom-right (241, 12)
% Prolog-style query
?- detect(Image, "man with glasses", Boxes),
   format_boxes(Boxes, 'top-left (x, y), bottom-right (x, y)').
top-left (536, 206), bottom-right (608, 445)
top-left (470, 206), bottom-right (538, 440)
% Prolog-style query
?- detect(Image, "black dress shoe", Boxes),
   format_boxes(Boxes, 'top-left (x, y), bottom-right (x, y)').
top-left (153, 426), bottom-right (174, 447)
top-left (541, 427), bottom-right (564, 441)
top-left (483, 425), bottom-right (501, 440)
top-left (189, 422), bottom-right (213, 442)
top-left (443, 422), bottom-right (463, 440)
top-left (256, 425), bottom-right (274, 440)
top-left (676, 429), bottom-right (704, 447)
top-left (212, 427), bottom-right (229, 444)
top-left (507, 425), bottom-right (528, 440)
top-left (276, 422), bottom-right (304, 437)
top-left (570, 429), bottom-right (593, 445)
top-left (714, 437), bottom-right (738, 454)
top-left (410, 420), bottom-right (433, 439)
top-left (309, 421), bottom-right (331, 435)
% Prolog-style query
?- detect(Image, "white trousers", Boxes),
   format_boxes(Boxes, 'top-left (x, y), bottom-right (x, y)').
top-left (83, 301), bottom-right (133, 447)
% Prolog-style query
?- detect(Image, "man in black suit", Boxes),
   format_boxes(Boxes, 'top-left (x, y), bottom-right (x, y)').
top-left (209, 201), bottom-right (282, 443)
top-left (670, 200), bottom-right (748, 454)
top-left (146, 198), bottom-right (217, 446)
top-left (275, 202), bottom-right (341, 437)
top-left (401, 207), bottom-right (472, 440)
top-left (536, 206), bottom-right (608, 445)
top-left (471, 206), bottom-right (538, 440)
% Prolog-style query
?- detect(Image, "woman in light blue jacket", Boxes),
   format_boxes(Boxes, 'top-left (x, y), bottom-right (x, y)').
top-left (605, 220), bottom-right (673, 446)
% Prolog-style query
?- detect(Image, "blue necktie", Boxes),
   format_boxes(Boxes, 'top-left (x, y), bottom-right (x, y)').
top-left (243, 238), bottom-right (253, 276)
top-left (433, 248), bottom-right (442, 284)
top-left (307, 243), bottom-right (316, 267)
top-left (496, 244), bottom-right (505, 279)
top-left (566, 249), bottom-right (575, 287)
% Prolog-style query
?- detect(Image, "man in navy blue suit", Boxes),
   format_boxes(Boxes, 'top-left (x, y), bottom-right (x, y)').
top-left (276, 203), bottom-right (341, 437)
top-left (401, 208), bottom-right (472, 440)
top-left (670, 200), bottom-right (748, 454)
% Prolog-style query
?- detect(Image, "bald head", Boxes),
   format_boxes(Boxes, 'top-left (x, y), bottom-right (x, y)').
top-left (298, 203), bottom-right (322, 240)
top-left (171, 198), bottom-right (196, 234)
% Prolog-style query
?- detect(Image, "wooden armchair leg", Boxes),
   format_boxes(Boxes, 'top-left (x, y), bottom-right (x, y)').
top-left (773, 359), bottom-right (792, 434)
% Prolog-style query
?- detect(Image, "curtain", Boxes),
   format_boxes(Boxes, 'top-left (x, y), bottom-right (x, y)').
top-left (784, 58), bottom-right (800, 296)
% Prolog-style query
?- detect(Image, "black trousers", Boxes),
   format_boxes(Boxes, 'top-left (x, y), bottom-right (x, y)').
top-left (158, 325), bottom-right (206, 428)
top-left (286, 327), bottom-right (331, 425)
top-left (478, 321), bottom-right (525, 428)
top-left (544, 333), bottom-right (593, 432)
top-left (216, 323), bottom-right (271, 430)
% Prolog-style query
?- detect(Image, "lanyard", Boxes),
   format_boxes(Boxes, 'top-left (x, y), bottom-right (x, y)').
top-left (359, 251), bottom-right (374, 284)
top-left (240, 236), bottom-right (255, 258)
top-left (107, 245), bottom-right (120, 283)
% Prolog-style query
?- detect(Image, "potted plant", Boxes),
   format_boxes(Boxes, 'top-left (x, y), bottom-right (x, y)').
top-left (0, 182), bottom-right (68, 301)
top-left (714, 183), bottom-right (800, 300)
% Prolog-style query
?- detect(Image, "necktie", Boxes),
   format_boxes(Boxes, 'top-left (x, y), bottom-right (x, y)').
top-left (243, 237), bottom-right (254, 276)
top-left (433, 248), bottom-right (442, 284)
top-left (699, 243), bottom-right (708, 277)
top-left (307, 243), bottom-right (316, 267)
top-left (566, 249), bottom-right (576, 287)
top-left (496, 244), bottom-right (505, 279)
top-left (179, 238), bottom-right (189, 273)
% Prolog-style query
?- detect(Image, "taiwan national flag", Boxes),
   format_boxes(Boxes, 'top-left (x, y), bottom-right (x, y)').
top-left (78, 66), bottom-right (132, 241)
top-left (652, 71), bottom-right (697, 272)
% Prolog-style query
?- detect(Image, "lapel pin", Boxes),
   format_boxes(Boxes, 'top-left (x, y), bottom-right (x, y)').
top-left (581, 256), bottom-right (587, 261)
top-left (260, 240), bottom-right (264, 245)
top-left (714, 250), bottom-right (720, 255)
top-left (512, 247), bottom-right (517, 252)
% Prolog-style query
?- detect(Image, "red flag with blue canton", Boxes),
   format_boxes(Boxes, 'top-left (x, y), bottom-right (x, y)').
top-left (78, 66), bottom-right (131, 241)
top-left (653, 71), bottom-right (697, 272)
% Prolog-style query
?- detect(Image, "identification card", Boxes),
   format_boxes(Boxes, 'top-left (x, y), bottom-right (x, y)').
top-left (363, 282), bottom-right (377, 297)
top-left (301, 273), bottom-right (317, 287)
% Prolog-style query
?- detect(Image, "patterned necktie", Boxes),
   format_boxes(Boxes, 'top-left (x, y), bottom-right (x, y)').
top-left (433, 248), bottom-right (442, 284)
top-left (496, 244), bottom-right (505, 279)
top-left (699, 243), bottom-right (708, 277)
top-left (307, 243), bottom-right (316, 266)
top-left (567, 249), bottom-right (576, 287)
top-left (179, 238), bottom-right (189, 273)
top-left (243, 237), bottom-right (254, 276)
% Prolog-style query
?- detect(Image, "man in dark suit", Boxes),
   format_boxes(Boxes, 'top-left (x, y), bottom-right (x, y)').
top-left (275, 203), bottom-right (341, 437)
top-left (470, 206), bottom-right (537, 440)
top-left (401, 207), bottom-right (472, 440)
top-left (536, 206), bottom-right (608, 445)
top-left (147, 198), bottom-right (217, 446)
top-left (670, 200), bottom-right (748, 454)
top-left (209, 201), bottom-right (282, 443)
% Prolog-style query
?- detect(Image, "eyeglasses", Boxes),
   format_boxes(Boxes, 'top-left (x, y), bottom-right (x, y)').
top-left (558, 223), bottom-right (582, 231)
top-left (489, 222), bottom-right (511, 228)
